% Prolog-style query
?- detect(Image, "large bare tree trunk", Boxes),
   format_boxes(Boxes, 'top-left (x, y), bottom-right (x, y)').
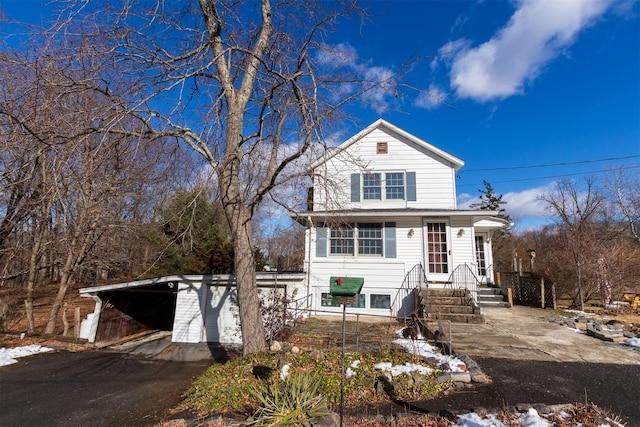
top-left (231, 206), bottom-right (266, 354)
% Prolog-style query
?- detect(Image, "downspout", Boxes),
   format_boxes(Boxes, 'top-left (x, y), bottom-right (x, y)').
top-left (306, 216), bottom-right (313, 314)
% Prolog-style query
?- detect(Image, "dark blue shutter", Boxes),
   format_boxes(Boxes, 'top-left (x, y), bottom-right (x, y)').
top-left (385, 222), bottom-right (396, 258)
top-left (316, 227), bottom-right (328, 257)
top-left (351, 173), bottom-right (360, 202)
top-left (406, 172), bottom-right (416, 201)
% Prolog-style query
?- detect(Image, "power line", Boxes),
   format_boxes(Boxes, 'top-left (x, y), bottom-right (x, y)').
top-left (460, 154), bottom-right (640, 173)
top-left (457, 164), bottom-right (640, 188)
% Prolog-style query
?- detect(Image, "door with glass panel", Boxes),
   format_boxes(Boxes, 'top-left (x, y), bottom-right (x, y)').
top-left (422, 220), bottom-right (451, 283)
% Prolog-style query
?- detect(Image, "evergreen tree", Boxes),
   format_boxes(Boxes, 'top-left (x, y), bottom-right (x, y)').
top-left (470, 180), bottom-right (511, 221)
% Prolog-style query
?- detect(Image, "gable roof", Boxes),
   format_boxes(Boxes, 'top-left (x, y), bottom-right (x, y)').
top-left (311, 118), bottom-right (465, 171)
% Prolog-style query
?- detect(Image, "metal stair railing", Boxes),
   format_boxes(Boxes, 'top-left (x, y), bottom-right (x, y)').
top-left (391, 263), bottom-right (427, 319)
top-left (446, 263), bottom-right (480, 304)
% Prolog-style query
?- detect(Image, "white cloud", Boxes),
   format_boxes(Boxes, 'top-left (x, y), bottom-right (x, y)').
top-left (459, 183), bottom-right (555, 229)
top-left (503, 186), bottom-right (550, 222)
top-left (431, 38), bottom-right (471, 71)
top-left (316, 42), bottom-right (359, 68)
top-left (362, 66), bottom-right (397, 114)
top-left (315, 43), bottom-right (397, 115)
top-left (447, 0), bottom-right (612, 101)
top-left (415, 84), bottom-right (448, 110)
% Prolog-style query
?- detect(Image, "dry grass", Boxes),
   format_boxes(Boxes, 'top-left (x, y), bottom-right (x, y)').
top-left (1, 281), bottom-right (96, 351)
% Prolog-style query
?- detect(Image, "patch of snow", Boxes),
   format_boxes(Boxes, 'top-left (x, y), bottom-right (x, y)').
top-left (350, 360), bottom-right (361, 369)
top-left (568, 327), bottom-right (586, 334)
top-left (280, 363), bottom-right (290, 380)
top-left (563, 309), bottom-right (594, 317)
top-left (623, 337), bottom-right (640, 349)
top-left (453, 412), bottom-right (506, 426)
top-left (345, 367), bottom-right (356, 378)
top-left (392, 333), bottom-right (466, 372)
top-left (0, 345), bottom-right (54, 367)
top-left (374, 361), bottom-right (433, 377)
top-left (519, 408), bottom-right (551, 427)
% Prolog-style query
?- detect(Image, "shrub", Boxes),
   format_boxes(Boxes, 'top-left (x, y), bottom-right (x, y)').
top-left (245, 371), bottom-right (330, 426)
top-left (181, 349), bottom-right (445, 416)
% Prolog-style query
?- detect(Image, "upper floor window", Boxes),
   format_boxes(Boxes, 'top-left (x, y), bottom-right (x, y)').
top-left (363, 173), bottom-right (382, 200)
top-left (385, 172), bottom-right (404, 200)
top-left (351, 171), bottom-right (416, 203)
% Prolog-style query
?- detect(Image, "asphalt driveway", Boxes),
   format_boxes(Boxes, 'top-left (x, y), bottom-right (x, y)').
top-left (0, 349), bottom-right (211, 427)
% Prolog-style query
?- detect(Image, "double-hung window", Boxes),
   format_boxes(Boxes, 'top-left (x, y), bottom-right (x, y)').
top-left (327, 223), bottom-right (384, 256)
top-left (351, 171), bottom-right (415, 202)
top-left (385, 172), bottom-right (404, 200)
top-left (357, 223), bottom-right (383, 255)
top-left (330, 225), bottom-right (354, 255)
top-left (363, 173), bottom-right (381, 200)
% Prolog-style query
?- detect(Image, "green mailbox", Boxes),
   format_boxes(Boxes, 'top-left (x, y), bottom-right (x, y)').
top-left (329, 276), bottom-right (364, 297)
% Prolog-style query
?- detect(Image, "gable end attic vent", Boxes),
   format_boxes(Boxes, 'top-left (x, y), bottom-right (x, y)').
top-left (377, 142), bottom-right (388, 154)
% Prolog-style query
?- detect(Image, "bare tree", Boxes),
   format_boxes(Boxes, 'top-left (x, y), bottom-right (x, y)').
top-left (1, 37), bottom-right (181, 333)
top-left (51, 0), bottom-right (375, 354)
top-left (539, 178), bottom-right (604, 310)
top-left (606, 167), bottom-right (640, 245)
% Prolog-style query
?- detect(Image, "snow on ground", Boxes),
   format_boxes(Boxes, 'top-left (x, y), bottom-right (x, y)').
top-left (453, 408), bottom-right (555, 427)
top-left (623, 337), bottom-right (640, 349)
top-left (453, 407), bottom-right (624, 427)
top-left (0, 345), bottom-right (54, 367)
top-left (391, 330), bottom-right (467, 373)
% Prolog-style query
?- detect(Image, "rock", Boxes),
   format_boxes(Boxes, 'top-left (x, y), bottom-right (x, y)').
top-left (423, 356), bottom-right (437, 365)
top-left (290, 345), bottom-right (300, 354)
top-left (449, 372), bottom-right (471, 383)
top-left (516, 403), bottom-right (533, 412)
top-left (269, 341), bottom-right (282, 352)
top-left (470, 371), bottom-right (492, 384)
top-left (311, 411), bottom-right (340, 427)
top-left (436, 372), bottom-right (451, 383)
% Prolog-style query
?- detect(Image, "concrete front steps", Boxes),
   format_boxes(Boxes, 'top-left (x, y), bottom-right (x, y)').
top-left (477, 285), bottom-right (511, 308)
top-left (424, 288), bottom-right (484, 324)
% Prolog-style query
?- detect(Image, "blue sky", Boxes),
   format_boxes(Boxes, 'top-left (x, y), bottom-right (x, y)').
top-left (325, 0), bottom-right (640, 230)
top-left (2, 0), bottom-right (639, 231)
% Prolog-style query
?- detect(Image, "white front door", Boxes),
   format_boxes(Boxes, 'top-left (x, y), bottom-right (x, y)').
top-left (422, 219), bottom-right (451, 283)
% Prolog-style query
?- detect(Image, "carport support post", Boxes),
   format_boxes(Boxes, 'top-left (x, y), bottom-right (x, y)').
top-left (340, 303), bottom-right (346, 427)
top-left (540, 278), bottom-right (545, 309)
top-left (74, 307), bottom-right (80, 338)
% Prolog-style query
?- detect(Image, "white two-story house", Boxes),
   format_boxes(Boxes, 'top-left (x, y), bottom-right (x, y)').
top-left (293, 119), bottom-right (508, 317)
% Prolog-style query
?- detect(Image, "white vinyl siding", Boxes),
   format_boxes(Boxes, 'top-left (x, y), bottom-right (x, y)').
top-left (172, 282), bottom-right (205, 343)
top-left (313, 128), bottom-right (457, 211)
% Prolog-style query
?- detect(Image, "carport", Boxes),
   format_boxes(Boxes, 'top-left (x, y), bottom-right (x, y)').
top-left (79, 273), bottom-right (306, 345)
top-left (79, 277), bottom-right (179, 344)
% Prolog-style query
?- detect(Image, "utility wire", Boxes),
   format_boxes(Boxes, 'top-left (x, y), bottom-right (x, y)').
top-left (460, 154), bottom-right (640, 173)
top-left (457, 164), bottom-right (640, 187)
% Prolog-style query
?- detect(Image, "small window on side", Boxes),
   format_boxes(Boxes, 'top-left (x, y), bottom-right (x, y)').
top-left (377, 142), bottom-right (388, 154)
